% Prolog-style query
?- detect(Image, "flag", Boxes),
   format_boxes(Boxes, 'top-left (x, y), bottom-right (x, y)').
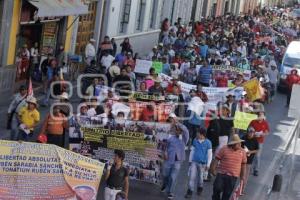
top-left (242, 78), bottom-right (262, 101)
top-left (28, 78), bottom-right (34, 97)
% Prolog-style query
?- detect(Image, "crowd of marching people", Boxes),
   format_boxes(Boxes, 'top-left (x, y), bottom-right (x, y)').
top-left (6, 5), bottom-right (300, 200)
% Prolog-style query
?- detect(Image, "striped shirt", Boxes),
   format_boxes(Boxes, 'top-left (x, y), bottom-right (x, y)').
top-left (198, 66), bottom-right (212, 84)
top-left (216, 146), bottom-right (247, 177)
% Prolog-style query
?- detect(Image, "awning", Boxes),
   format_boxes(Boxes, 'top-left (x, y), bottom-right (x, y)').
top-left (28, 0), bottom-right (89, 17)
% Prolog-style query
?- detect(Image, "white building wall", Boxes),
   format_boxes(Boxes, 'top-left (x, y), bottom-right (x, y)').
top-left (142, 0), bottom-right (152, 31)
top-left (127, 0), bottom-right (139, 34)
top-left (106, 0), bottom-right (122, 37)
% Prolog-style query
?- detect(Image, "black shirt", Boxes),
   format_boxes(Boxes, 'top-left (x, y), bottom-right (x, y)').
top-left (218, 118), bottom-right (234, 137)
top-left (242, 136), bottom-right (259, 164)
top-left (107, 164), bottom-right (128, 188)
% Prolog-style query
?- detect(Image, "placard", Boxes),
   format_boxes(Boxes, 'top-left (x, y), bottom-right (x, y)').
top-left (0, 140), bottom-right (104, 200)
top-left (134, 59), bottom-right (153, 74)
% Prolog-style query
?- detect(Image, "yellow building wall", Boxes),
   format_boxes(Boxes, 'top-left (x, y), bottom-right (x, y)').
top-left (64, 16), bottom-right (74, 52)
top-left (7, 0), bottom-right (21, 65)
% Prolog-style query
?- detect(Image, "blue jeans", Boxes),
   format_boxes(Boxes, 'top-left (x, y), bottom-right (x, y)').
top-left (18, 130), bottom-right (33, 141)
top-left (188, 162), bottom-right (206, 191)
top-left (253, 143), bottom-right (263, 172)
top-left (162, 161), bottom-right (181, 195)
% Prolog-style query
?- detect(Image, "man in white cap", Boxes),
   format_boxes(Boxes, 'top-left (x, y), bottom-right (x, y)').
top-left (211, 134), bottom-right (247, 200)
top-left (161, 113), bottom-right (189, 199)
top-left (85, 38), bottom-right (96, 65)
top-left (18, 97), bottom-right (40, 141)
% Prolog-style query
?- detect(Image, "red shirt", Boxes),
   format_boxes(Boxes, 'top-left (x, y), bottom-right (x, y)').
top-left (140, 108), bottom-right (154, 122)
top-left (249, 119), bottom-right (270, 143)
top-left (286, 73), bottom-right (300, 90)
top-left (166, 83), bottom-right (181, 94)
top-left (216, 77), bottom-right (228, 87)
top-left (172, 58), bottom-right (183, 66)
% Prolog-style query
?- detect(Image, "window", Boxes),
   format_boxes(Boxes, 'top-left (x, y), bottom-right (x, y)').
top-left (120, 0), bottom-right (132, 33)
top-left (150, 0), bottom-right (159, 29)
top-left (136, 0), bottom-right (146, 31)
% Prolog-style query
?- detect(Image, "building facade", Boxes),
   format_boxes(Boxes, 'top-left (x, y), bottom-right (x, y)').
top-left (0, 0), bottom-right (88, 100)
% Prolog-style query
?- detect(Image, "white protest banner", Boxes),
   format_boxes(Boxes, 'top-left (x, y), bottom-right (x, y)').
top-left (159, 73), bottom-right (173, 82)
top-left (134, 59), bottom-right (153, 74)
top-left (202, 87), bottom-right (229, 104)
top-left (178, 81), bottom-right (197, 93)
top-left (229, 87), bottom-right (245, 100)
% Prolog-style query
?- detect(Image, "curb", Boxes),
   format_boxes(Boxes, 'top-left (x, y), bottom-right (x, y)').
top-left (266, 120), bottom-right (299, 199)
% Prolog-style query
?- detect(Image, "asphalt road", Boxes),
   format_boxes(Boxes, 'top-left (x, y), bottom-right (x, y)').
top-left (0, 90), bottom-right (298, 200)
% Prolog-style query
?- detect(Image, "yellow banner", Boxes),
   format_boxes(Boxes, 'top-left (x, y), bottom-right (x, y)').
top-left (0, 140), bottom-right (104, 200)
top-left (243, 78), bottom-right (262, 101)
top-left (234, 111), bottom-right (258, 130)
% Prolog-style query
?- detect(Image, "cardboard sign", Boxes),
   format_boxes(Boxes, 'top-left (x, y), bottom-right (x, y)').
top-left (234, 111), bottom-right (258, 130)
top-left (134, 59), bottom-right (153, 74)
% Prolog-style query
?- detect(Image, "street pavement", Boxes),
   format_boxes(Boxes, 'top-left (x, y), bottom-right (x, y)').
top-left (0, 88), bottom-right (298, 200)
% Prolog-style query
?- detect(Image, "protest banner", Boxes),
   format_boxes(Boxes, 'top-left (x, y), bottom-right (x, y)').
top-left (152, 61), bottom-right (163, 73)
top-left (234, 111), bottom-right (258, 130)
top-left (177, 81), bottom-right (197, 93)
top-left (129, 92), bottom-right (165, 101)
top-left (212, 65), bottom-right (244, 74)
top-left (134, 59), bottom-right (153, 74)
top-left (0, 140), bottom-right (104, 200)
top-left (69, 119), bottom-right (174, 185)
top-left (243, 78), bottom-right (262, 101)
top-left (202, 87), bottom-right (229, 104)
top-left (129, 101), bottom-right (174, 122)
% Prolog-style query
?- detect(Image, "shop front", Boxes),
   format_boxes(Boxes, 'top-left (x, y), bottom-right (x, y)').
top-left (15, 0), bottom-right (88, 82)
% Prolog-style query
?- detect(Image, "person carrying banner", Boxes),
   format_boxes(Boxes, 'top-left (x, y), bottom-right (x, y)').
top-left (105, 149), bottom-right (129, 200)
top-left (17, 96), bottom-right (40, 141)
top-left (185, 128), bottom-right (212, 198)
top-left (7, 85), bottom-right (28, 140)
top-left (211, 134), bottom-right (247, 200)
top-left (161, 113), bottom-right (189, 199)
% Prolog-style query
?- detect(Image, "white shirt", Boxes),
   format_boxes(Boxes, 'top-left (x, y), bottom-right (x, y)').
top-left (237, 45), bottom-right (247, 58)
top-left (85, 43), bottom-right (96, 58)
top-left (267, 68), bottom-right (278, 84)
top-left (101, 55), bottom-right (115, 70)
top-left (8, 93), bottom-right (27, 114)
top-left (180, 62), bottom-right (190, 75)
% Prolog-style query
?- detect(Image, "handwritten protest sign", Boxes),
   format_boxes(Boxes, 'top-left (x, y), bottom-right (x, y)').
top-left (234, 111), bottom-right (258, 130)
top-left (134, 59), bottom-right (153, 74)
top-left (0, 140), bottom-right (104, 200)
top-left (243, 78), bottom-right (262, 101)
top-left (152, 61), bottom-right (163, 73)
